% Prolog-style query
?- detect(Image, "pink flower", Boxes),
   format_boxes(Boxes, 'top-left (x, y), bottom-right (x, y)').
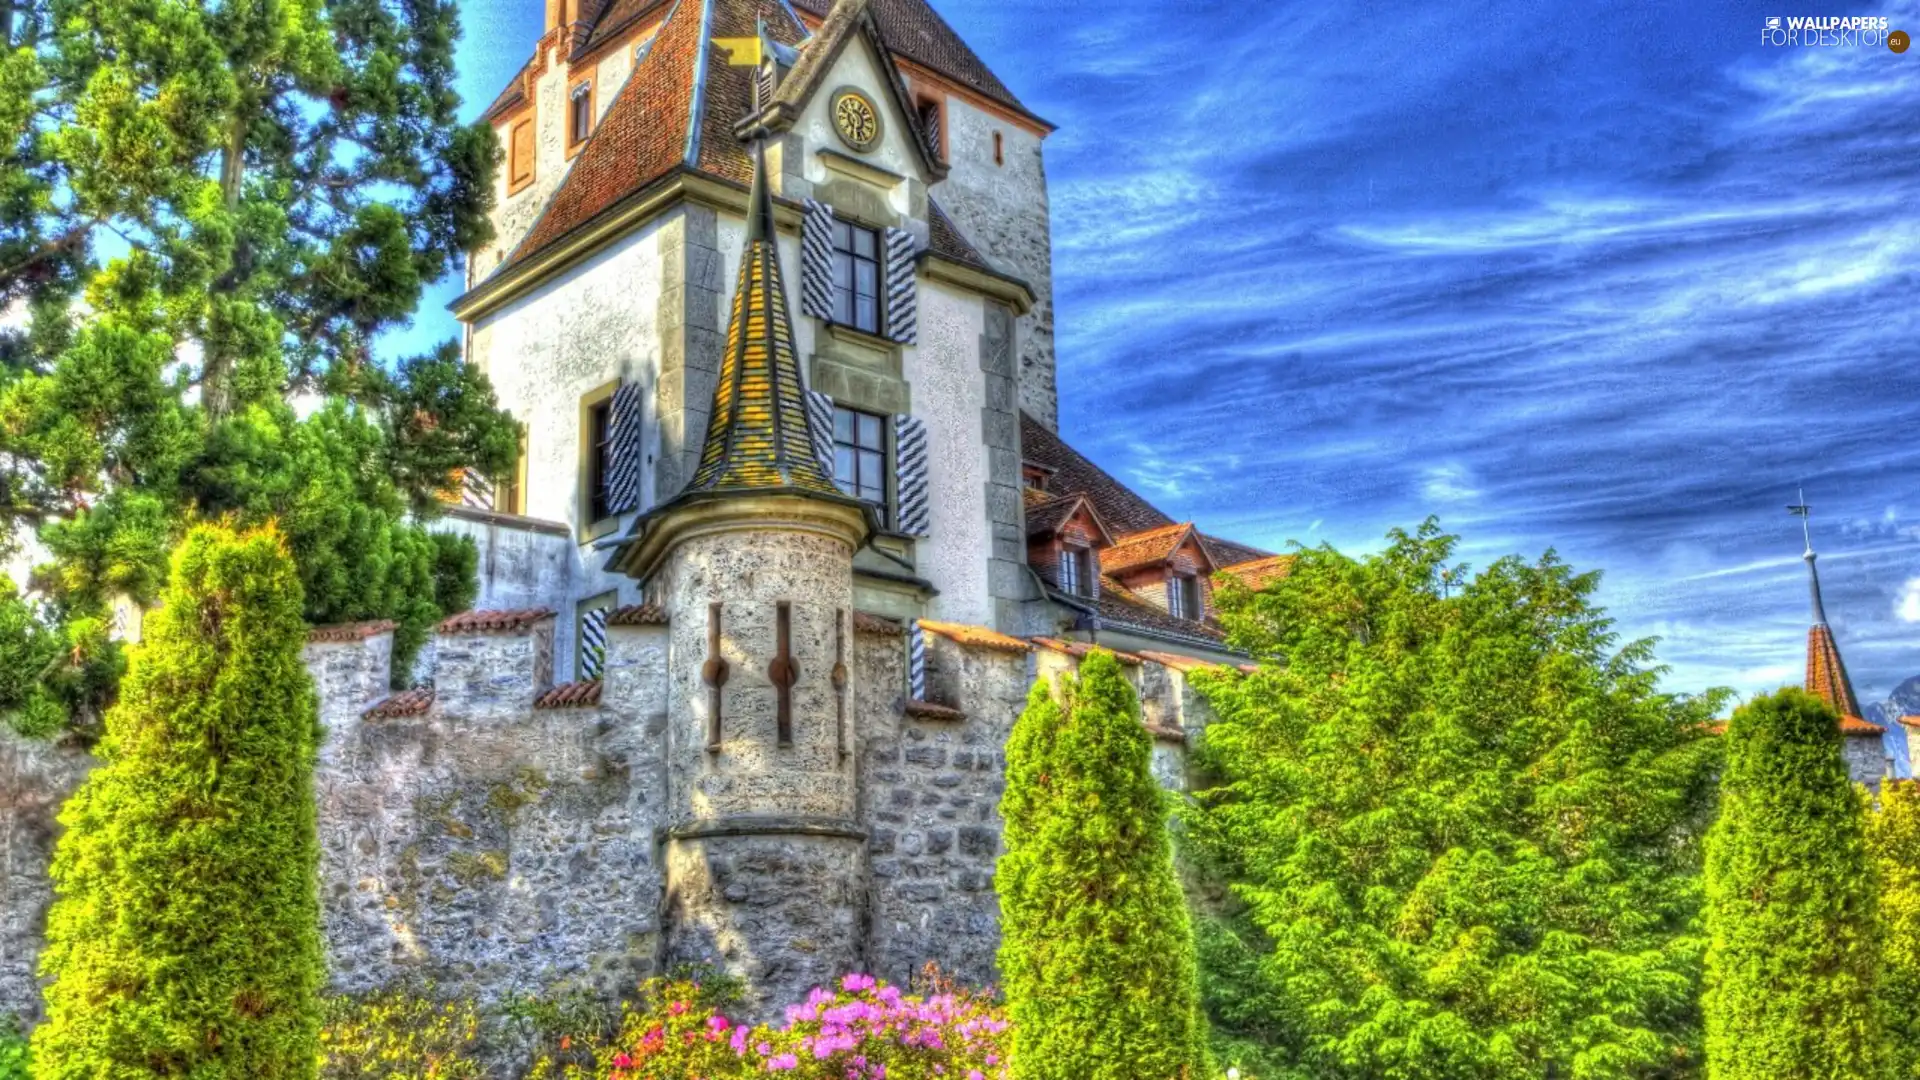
top-left (768, 1052), bottom-right (800, 1071)
top-left (612, 1052), bottom-right (633, 1068)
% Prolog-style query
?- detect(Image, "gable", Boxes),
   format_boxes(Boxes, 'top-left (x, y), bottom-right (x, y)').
top-left (763, 0), bottom-right (945, 186)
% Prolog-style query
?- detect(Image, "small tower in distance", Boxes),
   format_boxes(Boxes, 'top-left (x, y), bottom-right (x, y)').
top-left (1789, 495), bottom-right (1888, 789)
top-left (611, 107), bottom-right (877, 1012)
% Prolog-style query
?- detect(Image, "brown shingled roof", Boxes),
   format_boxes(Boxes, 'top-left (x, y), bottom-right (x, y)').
top-left (928, 198), bottom-right (991, 270)
top-left (536, 681), bottom-right (605, 709)
top-left (788, 0), bottom-right (1045, 126)
top-left (1203, 533), bottom-right (1276, 569)
top-left (854, 612), bottom-right (906, 635)
top-left (1218, 555), bottom-right (1296, 591)
top-left (1020, 413), bottom-right (1172, 537)
top-left (365, 688), bottom-right (435, 719)
top-left (308, 620), bottom-right (398, 643)
top-left (1804, 623), bottom-right (1878, 735)
top-left (438, 609), bottom-right (558, 634)
top-left (1024, 492), bottom-right (1111, 543)
top-left (1101, 523), bottom-right (1205, 576)
top-left (608, 603), bottom-right (670, 626)
top-left (1085, 576), bottom-right (1228, 649)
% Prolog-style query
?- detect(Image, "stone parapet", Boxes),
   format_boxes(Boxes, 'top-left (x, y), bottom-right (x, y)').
top-left (432, 610), bottom-right (558, 721)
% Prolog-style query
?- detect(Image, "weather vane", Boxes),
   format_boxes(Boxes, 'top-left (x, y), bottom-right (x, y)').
top-left (1787, 487), bottom-right (1814, 555)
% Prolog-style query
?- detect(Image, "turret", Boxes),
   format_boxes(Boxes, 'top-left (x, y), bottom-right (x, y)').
top-left (610, 111), bottom-right (876, 1012)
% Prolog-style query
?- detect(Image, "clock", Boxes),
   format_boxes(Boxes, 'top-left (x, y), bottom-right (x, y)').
top-left (831, 88), bottom-right (882, 153)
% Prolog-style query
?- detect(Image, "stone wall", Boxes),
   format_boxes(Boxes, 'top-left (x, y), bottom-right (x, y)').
top-left (934, 98), bottom-right (1056, 429)
top-left (860, 631), bottom-right (1031, 988)
top-left (0, 733), bottom-right (89, 1022)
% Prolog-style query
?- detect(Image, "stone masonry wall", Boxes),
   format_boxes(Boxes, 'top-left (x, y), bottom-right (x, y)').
top-left (0, 733), bottom-right (90, 1022)
top-left (861, 632), bottom-right (1032, 988)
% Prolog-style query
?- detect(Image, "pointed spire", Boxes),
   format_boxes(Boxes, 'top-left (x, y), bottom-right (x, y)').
top-left (680, 134), bottom-right (843, 499)
top-left (1791, 494), bottom-right (1871, 725)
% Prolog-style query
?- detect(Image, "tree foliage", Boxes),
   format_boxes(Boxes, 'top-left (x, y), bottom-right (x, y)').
top-left (997, 648), bottom-right (1209, 1080)
top-left (1872, 780), bottom-right (1920, 1080)
top-left (32, 523), bottom-right (326, 1079)
top-left (1702, 688), bottom-right (1885, 1080)
top-left (0, 0), bottom-right (516, 732)
top-left (1187, 521), bottom-right (1726, 1080)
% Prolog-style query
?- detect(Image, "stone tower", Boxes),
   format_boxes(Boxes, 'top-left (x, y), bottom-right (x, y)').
top-left (610, 133), bottom-right (879, 1013)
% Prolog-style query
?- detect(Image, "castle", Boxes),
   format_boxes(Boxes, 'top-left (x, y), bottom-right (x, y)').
top-left (2, 0), bottom-right (1286, 1019)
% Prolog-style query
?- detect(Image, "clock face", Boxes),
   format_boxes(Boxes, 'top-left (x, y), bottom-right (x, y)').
top-left (832, 89), bottom-right (881, 152)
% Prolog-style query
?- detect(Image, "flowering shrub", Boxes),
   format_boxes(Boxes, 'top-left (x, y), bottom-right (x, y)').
top-left (319, 988), bottom-right (487, 1079)
top-left (531, 973), bottom-right (1008, 1080)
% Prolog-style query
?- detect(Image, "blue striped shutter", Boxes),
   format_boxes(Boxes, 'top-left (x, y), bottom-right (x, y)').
top-left (908, 620), bottom-right (927, 702)
top-left (461, 470), bottom-right (493, 509)
top-left (607, 381), bottom-right (646, 515)
top-left (806, 390), bottom-right (836, 482)
top-left (893, 414), bottom-right (930, 536)
top-left (802, 200), bottom-right (835, 321)
top-left (884, 227), bottom-right (917, 345)
top-left (581, 607), bottom-right (609, 681)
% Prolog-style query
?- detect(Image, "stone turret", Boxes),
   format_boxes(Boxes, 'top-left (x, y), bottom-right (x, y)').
top-left (610, 135), bottom-right (878, 1013)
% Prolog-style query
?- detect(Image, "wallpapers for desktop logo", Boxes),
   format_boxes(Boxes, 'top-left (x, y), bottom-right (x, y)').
top-left (1761, 15), bottom-right (1910, 51)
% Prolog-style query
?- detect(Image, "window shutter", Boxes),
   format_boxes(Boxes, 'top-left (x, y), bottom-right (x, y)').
top-left (919, 102), bottom-right (943, 160)
top-left (805, 389), bottom-right (836, 480)
top-left (893, 414), bottom-right (930, 536)
top-left (581, 606), bottom-right (609, 681)
top-left (908, 620), bottom-right (927, 701)
top-left (802, 200), bottom-right (836, 321)
top-left (460, 469), bottom-right (493, 509)
top-left (884, 227), bottom-right (917, 345)
top-left (606, 381), bottom-right (646, 515)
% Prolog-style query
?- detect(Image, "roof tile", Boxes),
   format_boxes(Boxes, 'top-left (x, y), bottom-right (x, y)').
top-left (365, 688), bottom-right (435, 720)
top-left (1100, 523), bottom-right (1201, 576)
top-left (788, 0), bottom-right (1042, 124)
top-left (308, 620), bottom-right (398, 643)
top-left (608, 603), bottom-right (670, 626)
top-left (1135, 650), bottom-right (1230, 675)
top-left (854, 612), bottom-right (906, 635)
top-left (536, 680), bottom-right (605, 709)
top-left (438, 609), bottom-right (558, 634)
top-left (904, 699), bottom-right (967, 721)
top-left (1218, 554), bottom-right (1296, 591)
top-left (1030, 637), bottom-right (1143, 666)
top-left (916, 619), bottom-right (1032, 654)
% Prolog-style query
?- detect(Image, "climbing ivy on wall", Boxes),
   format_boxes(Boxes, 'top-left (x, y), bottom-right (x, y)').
top-left (32, 524), bottom-right (326, 1079)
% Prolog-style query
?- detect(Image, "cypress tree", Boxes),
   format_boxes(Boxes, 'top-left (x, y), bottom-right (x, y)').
top-left (996, 648), bottom-right (1207, 1080)
top-left (1703, 687), bottom-right (1885, 1080)
top-left (1871, 780), bottom-right (1920, 1079)
top-left (33, 523), bottom-right (325, 1079)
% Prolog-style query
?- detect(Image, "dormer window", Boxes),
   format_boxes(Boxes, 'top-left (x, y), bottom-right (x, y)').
top-left (1167, 573), bottom-right (1200, 621)
top-left (831, 219), bottom-right (882, 335)
top-left (1059, 546), bottom-right (1092, 597)
top-left (569, 81), bottom-right (593, 147)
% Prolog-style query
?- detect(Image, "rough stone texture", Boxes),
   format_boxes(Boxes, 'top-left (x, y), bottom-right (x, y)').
top-left (910, 279), bottom-right (995, 628)
top-left (311, 621), bottom-right (668, 1003)
top-left (933, 98), bottom-right (1056, 429)
top-left (435, 621), bottom-right (558, 723)
top-left (977, 301), bottom-right (1044, 635)
top-left (1844, 733), bottom-right (1892, 793)
top-left (306, 633), bottom-right (396, 731)
top-left (0, 732), bottom-right (90, 1022)
top-left (860, 632), bottom-right (1030, 988)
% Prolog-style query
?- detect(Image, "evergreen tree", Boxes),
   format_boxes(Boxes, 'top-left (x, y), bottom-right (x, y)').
top-left (996, 648), bottom-right (1208, 1080)
top-left (0, 0), bottom-right (517, 732)
top-left (1702, 688), bottom-right (1884, 1079)
top-left (33, 523), bottom-right (325, 1079)
top-left (1188, 521), bottom-right (1726, 1080)
top-left (1873, 780), bottom-right (1920, 1079)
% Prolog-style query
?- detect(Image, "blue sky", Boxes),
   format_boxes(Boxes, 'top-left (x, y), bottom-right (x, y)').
top-left (401, 1), bottom-right (1920, 728)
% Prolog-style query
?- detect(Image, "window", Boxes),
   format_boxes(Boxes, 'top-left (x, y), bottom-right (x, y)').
top-left (992, 130), bottom-right (1004, 166)
top-left (1167, 574), bottom-right (1200, 621)
top-left (1058, 546), bottom-right (1090, 596)
top-left (832, 406), bottom-right (887, 505)
top-left (916, 96), bottom-right (944, 160)
top-left (569, 82), bottom-right (592, 147)
top-left (495, 424), bottom-right (529, 516)
top-left (509, 117), bottom-right (535, 190)
top-left (831, 219), bottom-right (882, 334)
top-left (586, 396), bottom-right (614, 523)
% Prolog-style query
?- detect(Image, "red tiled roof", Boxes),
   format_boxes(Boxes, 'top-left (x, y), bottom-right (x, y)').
top-left (917, 619), bottom-right (1032, 654)
top-left (1030, 637), bottom-right (1143, 666)
top-left (1135, 650), bottom-right (1229, 675)
top-left (365, 688), bottom-right (435, 719)
top-left (1086, 575), bottom-right (1227, 648)
top-left (904, 699), bottom-right (967, 721)
top-left (608, 603), bottom-right (670, 626)
top-left (536, 680), bottom-right (605, 709)
top-left (573, 0), bottom-right (672, 59)
top-left (1805, 623), bottom-right (1866, 727)
top-left (1218, 555), bottom-right (1296, 591)
top-left (308, 620), bottom-right (398, 643)
top-left (438, 609), bottom-right (558, 634)
top-left (1024, 492), bottom-right (1109, 542)
top-left (788, 0), bottom-right (1043, 126)
top-left (1101, 523), bottom-right (1203, 576)
top-left (1901, 715), bottom-right (1920, 729)
top-left (854, 612), bottom-right (905, 635)
top-left (1839, 714), bottom-right (1886, 737)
